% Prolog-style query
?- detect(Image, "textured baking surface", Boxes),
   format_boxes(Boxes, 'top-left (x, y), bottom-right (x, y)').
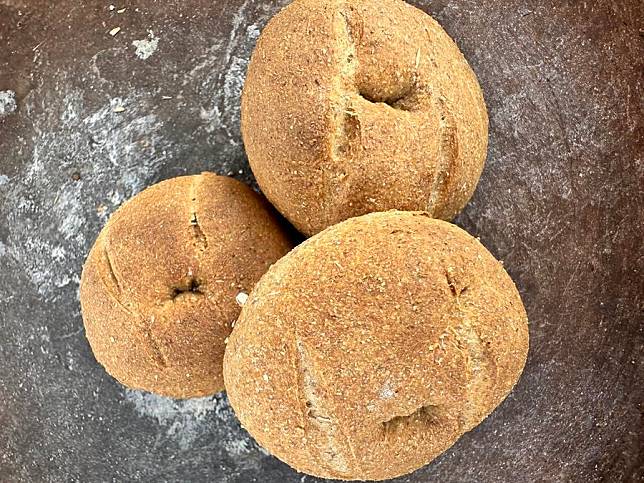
top-left (0, 0), bottom-right (642, 482)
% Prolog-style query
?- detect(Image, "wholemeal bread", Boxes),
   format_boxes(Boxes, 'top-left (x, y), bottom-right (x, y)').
top-left (241, 0), bottom-right (488, 236)
top-left (223, 211), bottom-right (528, 480)
top-left (80, 173), bottom-right (292, 398)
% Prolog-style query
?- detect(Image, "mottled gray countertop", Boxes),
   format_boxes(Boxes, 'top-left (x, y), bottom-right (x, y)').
top-left (0, 1), bottom-right (642, 482)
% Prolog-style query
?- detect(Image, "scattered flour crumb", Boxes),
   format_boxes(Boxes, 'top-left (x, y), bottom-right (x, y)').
top-left (0, 90), bottom-right (17, 117)
top-left (132, 30), bottom-right (159, 60)
top-left (235, 291), bottom-right (248, 306)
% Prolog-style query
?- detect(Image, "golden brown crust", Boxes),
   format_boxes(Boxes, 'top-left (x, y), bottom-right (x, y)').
top-left (223, 211), bottom-right (528, 480)
top-left (241, 0), bottom-right (488, 236)
top-left (80, 173), bottom-right (293, 398)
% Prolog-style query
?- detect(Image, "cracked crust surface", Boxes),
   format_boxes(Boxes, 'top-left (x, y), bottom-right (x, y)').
top-left (241, 0), bottom-right (488, 236)
top-left (223, 211), bottom-right (528, 480)
top-left (80, 173), bottom-right (293, 398)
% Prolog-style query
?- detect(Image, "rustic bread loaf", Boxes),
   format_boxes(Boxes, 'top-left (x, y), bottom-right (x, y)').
top-left (80, 173), bottom-right (292, 398)
top-left (241, 0), bottom-right (488, 236)
top-left (223, 211), bottom-right (528, 480)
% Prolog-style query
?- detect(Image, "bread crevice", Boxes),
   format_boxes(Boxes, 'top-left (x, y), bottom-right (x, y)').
top-left (294, 336), bottom-right (350, 477)
top-left (453, 321), bottom-right (495, 431)
top-left (428, 96), bottom-right (458, 216)
top-left (190, 211), bottom-right (208, 251)
top-left (445, 266), bottom-right (468, 298)
top-left (357, 88), bottom-right (414, 111)
top-left (295, 337), bottom-right (332, 424)
top-left (97, 241), bottom-right (138, 318)
top-left (170, 276), bottom-right (204, 300)
top-left (188, 175), bottom-right (209, 253)
top-left (381, 403), bottom-right (442, 440)
top-left (168, 175), bottom-right (209, 302)
top-left (103, 244), bottom-right (122, 294)
top-left (143, 322), bottom-right (168, 368)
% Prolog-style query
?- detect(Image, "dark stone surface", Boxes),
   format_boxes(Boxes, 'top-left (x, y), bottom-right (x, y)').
top-left (0, 0), bottom-right (641, 481)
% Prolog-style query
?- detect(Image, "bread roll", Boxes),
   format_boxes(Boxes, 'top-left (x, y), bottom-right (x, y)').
top-left (241, 0), bottom-right (488, 236)
top-left (80, 173), bottom-right (292, 398)
top-left (224, 211), bottom-right (528, 480)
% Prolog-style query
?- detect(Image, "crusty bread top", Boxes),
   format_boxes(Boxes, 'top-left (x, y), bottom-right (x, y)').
top-left (80, 173), bottom-right (292, 398)
top-left (242, 0), bottom-right (488, 235)
top-left (224, 211), bottom-right (528, 480)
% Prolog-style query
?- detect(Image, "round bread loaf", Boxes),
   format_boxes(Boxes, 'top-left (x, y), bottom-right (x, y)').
top-left (224, 211), bottom-right (528, 480)
top-left (241, 0), bottom-right (488, 236)
top-left (80, 173), bottom-right (292, 398)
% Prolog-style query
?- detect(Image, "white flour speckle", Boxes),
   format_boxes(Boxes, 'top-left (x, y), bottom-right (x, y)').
top-left (125, 390), bottom-right (224, 450)
top-left (225, 0), bottom-right (252, 65)
top-left (222, 56), bottom-right (248, 132)
top-left (60, 210), bottom-right (85, 241)
top-left (235, 291), bottom-right (248, 306)
top-left (246, 24), bottom-right (260, 41)
top-left (0, 90), bottom-right (17, 117)
top-left (199, 105), bottom-right (223, 133)
top-left (224, 437), bottom-right (253, 457)
top-left (3, 75), bottom-right (166, 299)
top-left (55, 273), bottom-right (72, 288)
top-left (190, 0), bottom-right (254, 144)
top-left (124, 389), bottom-right (264, 464)
top-left (51, 245), bottom-right (66, 262)
top-left (65, 351), bottom-right (76, 371)
top-left (379, 382), bottom-right (396, 399)
top-left (132, 30), bottom-right (159, 60)
top-left (125, 389), bottom-right (223, 424)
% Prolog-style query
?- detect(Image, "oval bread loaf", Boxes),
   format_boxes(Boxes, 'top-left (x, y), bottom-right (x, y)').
top-left (80, 173), bottom-right (292, 398)
top-left (241, 0), bottom-right (489, 235)
top-left (224, 211), bottom-right (528, 480)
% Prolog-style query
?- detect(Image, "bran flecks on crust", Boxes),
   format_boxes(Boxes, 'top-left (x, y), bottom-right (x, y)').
top-left (224, 211), bottom-right (528, 480)
top-left (241, 0), bottom-right (488, 236)
top-left (80, 173), bottom-right (293, 398)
